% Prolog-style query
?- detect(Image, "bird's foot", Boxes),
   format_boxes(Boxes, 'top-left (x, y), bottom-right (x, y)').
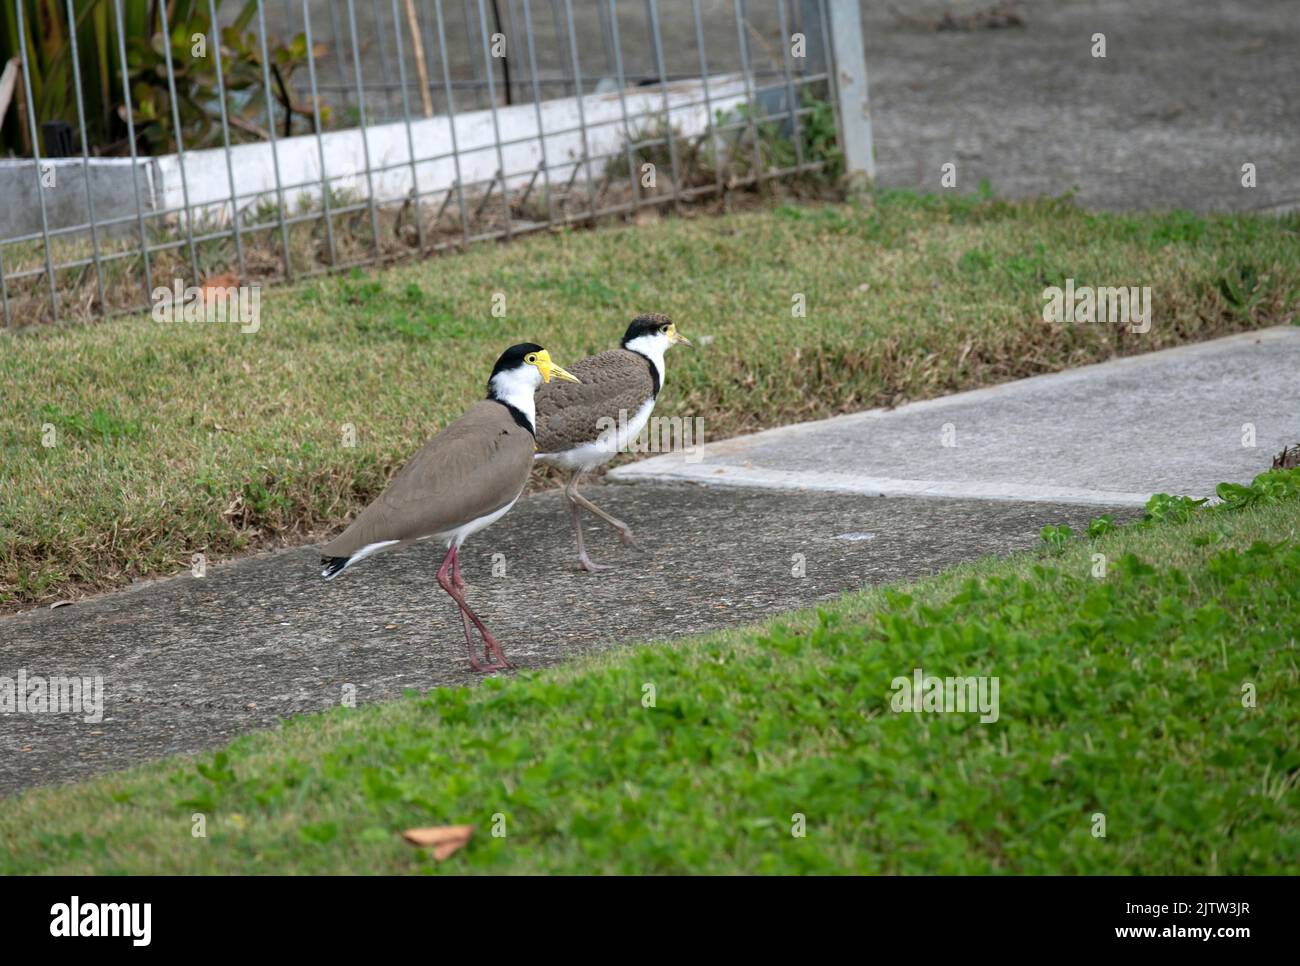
top-left (469, 657), bottom-right (511, 674)
top-left (616, 526), bottom-right (645, 552)
top-left (477, 635), bottom-right (513, 671)
top-left (577, 553), bottom-right (614, 572)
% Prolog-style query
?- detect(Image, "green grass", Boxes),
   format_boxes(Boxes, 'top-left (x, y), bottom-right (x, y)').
top-left (2, 190), bottom-right (1298, 609)
top-left (2, 478), bottom-right (1298, 874)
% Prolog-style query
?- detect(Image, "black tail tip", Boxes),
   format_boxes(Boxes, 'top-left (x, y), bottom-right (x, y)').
top-left (320, 555), bottom-right (350, 579)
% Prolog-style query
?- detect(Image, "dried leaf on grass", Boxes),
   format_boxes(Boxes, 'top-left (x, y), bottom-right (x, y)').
top-left (403, 824), bottom-right (474, 861)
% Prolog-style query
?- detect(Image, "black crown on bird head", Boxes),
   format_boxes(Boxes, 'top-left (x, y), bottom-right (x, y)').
top-left (490, 343), bottom-right (546, 379)
top-left (621, 313), bottom-right (674, 346)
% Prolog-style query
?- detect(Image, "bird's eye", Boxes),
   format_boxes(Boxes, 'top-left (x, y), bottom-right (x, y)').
top-left (660, 326), bottom-right (670, 334)
top-left (525, 353), bottom-right (538, 364)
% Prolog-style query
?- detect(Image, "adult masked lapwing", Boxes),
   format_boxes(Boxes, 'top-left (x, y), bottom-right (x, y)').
top-left (319, 344), bottom-right (580, 672)
top-left (535, 313), bottom-right (691, 571)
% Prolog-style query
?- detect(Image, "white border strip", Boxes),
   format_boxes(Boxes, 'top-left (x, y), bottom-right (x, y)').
top-left (610, 464), bottom-right (1153, 506)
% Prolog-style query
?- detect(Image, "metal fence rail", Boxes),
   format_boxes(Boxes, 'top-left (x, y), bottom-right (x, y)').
top-left (0, 0), bottom-right (869, 328)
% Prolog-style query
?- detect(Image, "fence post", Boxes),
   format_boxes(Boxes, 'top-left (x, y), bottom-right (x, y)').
top-left (825, 0), bottom-right (875, 189)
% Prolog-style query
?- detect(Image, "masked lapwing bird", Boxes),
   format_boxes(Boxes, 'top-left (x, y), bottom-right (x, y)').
top-left (535, 313), bottom-right (691, 571)
top-left (319, 344), bottom-right (580, 672)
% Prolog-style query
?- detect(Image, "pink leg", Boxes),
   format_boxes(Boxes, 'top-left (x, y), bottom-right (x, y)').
top-left (571, 497), bottom-right (612, 572)
top-left (451, 547), bottom-right (510, 670)
top-left (449, 549), bottom-right (476, 649)
top-left (436, 545), bottom-right (511, 673)
top-left (565, 469), bottom-right (641, 571)
top-left (437, 547), bottom-right (478, 668)
top-left (450, 547), bottom-right (467, 592)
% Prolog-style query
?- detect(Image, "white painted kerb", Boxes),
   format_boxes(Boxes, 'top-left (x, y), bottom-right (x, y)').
top-left (153, 74), bottom-right (750, 220)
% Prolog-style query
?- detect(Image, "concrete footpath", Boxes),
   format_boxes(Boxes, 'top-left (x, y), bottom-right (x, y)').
top-left (3, 327), bottom-right (1296, 796)
top-left (0, 487), bottom-right (1118, 795)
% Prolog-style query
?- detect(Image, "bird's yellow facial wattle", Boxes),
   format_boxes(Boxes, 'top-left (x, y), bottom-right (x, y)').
top-left (666, 322), bottom-right (692, 348)
top-left (526, 349), bottom-right (580, 384)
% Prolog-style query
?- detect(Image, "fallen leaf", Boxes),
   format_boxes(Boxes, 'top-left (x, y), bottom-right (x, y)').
top-left (403, 825), bottom-right (473, 861)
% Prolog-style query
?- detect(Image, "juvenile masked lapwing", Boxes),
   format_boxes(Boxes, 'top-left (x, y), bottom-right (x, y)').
top-left (535, 313), bottom-right (691, 571)
top-left (320, 344), bottom-right (580, 672)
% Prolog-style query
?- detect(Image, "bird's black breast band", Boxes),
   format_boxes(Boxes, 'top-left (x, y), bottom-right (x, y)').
top-left (628, 349), bottom-right (661, 397)
top-left (493, 399), bottom-right (536, 436)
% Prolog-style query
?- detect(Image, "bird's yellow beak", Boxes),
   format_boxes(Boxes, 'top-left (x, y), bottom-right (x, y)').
top-left (668, 323), bottom-right (693, 348)
top-left (535, 349), bottom-right (581, 384)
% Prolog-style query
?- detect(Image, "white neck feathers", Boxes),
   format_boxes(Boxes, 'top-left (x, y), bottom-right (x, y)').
top-left (488, 365), bottom-right (540, 430)
top-left (623, 333), bottom-right (669, 390)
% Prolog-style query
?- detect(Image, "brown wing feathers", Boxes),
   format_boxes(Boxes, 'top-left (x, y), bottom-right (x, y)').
top-left (534, 348), bottom-right (656, 453)
top-left (321, 400), bottom-right (535, 558)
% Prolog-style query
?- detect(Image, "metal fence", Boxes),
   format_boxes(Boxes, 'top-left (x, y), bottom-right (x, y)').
top-left (0, 0), bottom-right (871, 328)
